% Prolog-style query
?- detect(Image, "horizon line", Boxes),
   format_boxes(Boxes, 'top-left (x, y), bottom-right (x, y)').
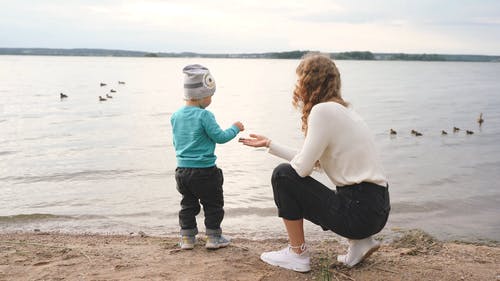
top-left (1, 46), bottom-right (499, 57)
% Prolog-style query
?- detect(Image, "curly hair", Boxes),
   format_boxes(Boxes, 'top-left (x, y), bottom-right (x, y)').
top-left (292, 52), bottom-right (348, 135)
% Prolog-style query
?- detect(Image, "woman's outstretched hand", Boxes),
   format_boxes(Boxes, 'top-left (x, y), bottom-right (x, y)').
top-left (238, 134), bottom-right (270, 148)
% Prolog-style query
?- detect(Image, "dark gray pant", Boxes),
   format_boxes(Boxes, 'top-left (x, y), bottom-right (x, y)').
top-left (271, 163), bottom-right (390, 239)
top-left (175, 166), bottom-right (224, 236)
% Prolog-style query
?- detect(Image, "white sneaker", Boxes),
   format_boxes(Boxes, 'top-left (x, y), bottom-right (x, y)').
top-left (260, 245), bottom-right (311, 272)
top-left (337, 236), bottom-right (380, 267)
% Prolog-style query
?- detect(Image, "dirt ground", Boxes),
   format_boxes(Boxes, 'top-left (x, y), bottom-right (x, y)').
top-left (0, 230), bottom-right (498, 281)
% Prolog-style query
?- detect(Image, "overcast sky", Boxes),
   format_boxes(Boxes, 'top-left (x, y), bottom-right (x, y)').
top-left (1, 0), bottom-right (499, 55)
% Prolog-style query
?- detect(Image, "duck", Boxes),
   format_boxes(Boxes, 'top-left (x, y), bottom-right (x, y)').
top-left (106, 94), bottom-right (113, 99)
top-left (453, 127), bottom-right (460, 133)
top-left (99, 96), bottom-right (107, 101)
top-left (60, 93), bottom-right (68, 99)
top-left (441, 130), bottom-right (448, 135)
top-left (466, 130), bottom-right (474, 135)
top-left (411, 129), bottom-right (418, 135)
top-left (118, 81), bottom-right (126, 84)
top-left (390, 129), bottom-right (397, 135)
top-left (110, 89), bottom-right (116, 93)
top-left (478, 113), bottom-right (484, 126)
top-left (100, 82), bottom-right (107, 87)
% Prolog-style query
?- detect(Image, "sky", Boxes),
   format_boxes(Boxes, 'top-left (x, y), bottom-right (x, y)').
top-left (1, 0), bottom-right (499, 55)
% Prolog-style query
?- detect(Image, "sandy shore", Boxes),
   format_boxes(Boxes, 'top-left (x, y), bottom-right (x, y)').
top-left (0, 230), bottom-right (498, 281)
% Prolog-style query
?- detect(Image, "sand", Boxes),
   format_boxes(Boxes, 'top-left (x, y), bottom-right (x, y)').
top-left (0, 230), bottom-right (498, 281)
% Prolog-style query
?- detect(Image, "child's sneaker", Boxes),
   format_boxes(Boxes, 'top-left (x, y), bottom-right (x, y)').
top-left (205, 235), bottom-right (231, 249)
top-left (179, 235), bottom-right (195, 250)
top-left (260, 245), bottom-right (311, 272)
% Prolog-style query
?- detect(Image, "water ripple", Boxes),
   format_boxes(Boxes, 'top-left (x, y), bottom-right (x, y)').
top-left (225, 207), bottom-right (276, 217)
top-left (0, 213), bottom-right (108, 223)
top-left (150, 112), bottom-right (173, 117)
top-left (0, 213), bottom-right (72, 222)
top-left (0, 169), bottom-right (137, 184)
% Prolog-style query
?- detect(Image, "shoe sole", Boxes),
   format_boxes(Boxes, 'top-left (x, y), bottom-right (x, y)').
top-left (180, 245), bottom-right (194, 250)
top-left (345, 244), bottom-right (380, 267)
top-left (260, 256), bottom-right (311, 273)
top-left (205, 243), bottom-right (230, 249)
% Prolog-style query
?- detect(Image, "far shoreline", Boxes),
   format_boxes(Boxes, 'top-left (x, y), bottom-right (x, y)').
top-left (1, 48), bottom-right (499, 62)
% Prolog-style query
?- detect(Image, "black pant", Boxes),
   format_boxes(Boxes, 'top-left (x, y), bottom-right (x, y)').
top-left (271, 163), bottom-right (390, 239)
top-left (175, 166), bottom-right (224, 236)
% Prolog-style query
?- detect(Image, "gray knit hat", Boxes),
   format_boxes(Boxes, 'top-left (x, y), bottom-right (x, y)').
top-left (183, 64), bottom-right (216, 100)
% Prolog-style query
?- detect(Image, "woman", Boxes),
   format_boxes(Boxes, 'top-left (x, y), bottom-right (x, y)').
top-left (239, 53), bottom-right (390, 272)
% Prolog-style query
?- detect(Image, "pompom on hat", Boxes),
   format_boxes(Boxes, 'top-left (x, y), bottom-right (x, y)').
top-left (183, 64), bottom-right (216, 100)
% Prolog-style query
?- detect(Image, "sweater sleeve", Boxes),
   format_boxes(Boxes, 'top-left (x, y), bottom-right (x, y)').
top-left (290, 105), bottom-right (330, 177)
top-left (202, 110), bottom-right (240, 143)
top-left (268, 142), bottom-right (297, 161)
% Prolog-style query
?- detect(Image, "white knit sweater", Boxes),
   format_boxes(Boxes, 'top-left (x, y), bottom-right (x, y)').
top-left (268, 102), bottom-right (387, 187)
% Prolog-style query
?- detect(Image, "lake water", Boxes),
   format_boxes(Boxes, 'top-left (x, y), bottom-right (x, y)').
top-left (1, 56), bottom-right (499, 243)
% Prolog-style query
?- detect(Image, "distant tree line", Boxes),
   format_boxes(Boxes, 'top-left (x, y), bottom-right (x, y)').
top-left (1, 48), bottom-right (499, 62)
top-left (332, 51), bottom-right (375, 60)
top-left (388, 53), bottom-right (446, 61)
top-left (261, 51), bottom-right (309, 59)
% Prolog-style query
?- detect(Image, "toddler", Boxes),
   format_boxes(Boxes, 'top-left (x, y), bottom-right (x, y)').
top-left (171, 64), bottom-right (244, 249)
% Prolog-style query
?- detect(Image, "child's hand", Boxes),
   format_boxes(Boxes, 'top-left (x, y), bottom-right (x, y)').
top-left (233, 121), bottom-right (244, 132)
top-left (239, 134), bottom-right (270, 148)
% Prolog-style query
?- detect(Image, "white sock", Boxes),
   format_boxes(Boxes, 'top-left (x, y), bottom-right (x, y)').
top-left (337, 236), bottom-right (380, 267)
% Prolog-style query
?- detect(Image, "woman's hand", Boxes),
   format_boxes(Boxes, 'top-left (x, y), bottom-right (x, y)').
top-left (238, 134), bottom-right (270, 148)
